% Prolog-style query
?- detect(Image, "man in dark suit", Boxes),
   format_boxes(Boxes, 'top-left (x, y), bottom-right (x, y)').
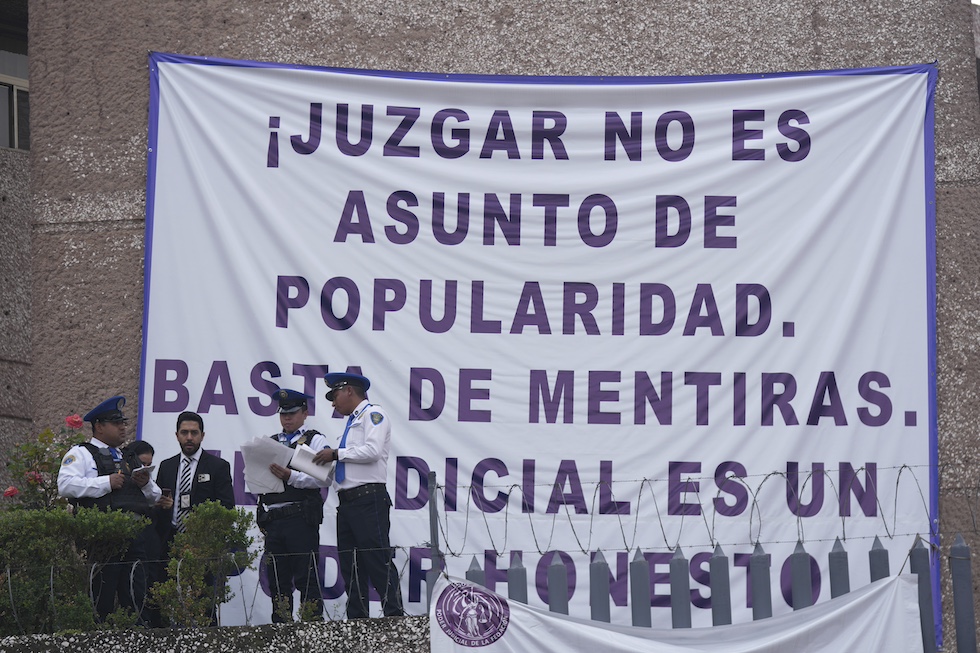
top-left (155, 411), bottom-right (235, 546)
top-left (152, 411), bottom-right (235, 624)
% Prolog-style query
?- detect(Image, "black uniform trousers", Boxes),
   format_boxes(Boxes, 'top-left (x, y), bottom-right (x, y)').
top-left (93, 520), bottom-right (153, 625)
top-left (336, 486), bottom-right (404, 618)
top-left (263, 511), bottom-right (323, 622)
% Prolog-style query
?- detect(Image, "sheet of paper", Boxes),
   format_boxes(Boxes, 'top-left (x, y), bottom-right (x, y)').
top-left (289, 443), bottom-right (333, 483)
top-left (240, 435), bottom-right (292, 494)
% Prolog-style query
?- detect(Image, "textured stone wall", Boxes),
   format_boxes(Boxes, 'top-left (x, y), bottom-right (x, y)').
top-left (23, 0), bottom-right (980, 647)
top-left (0, 146), bottom-right (29, 490)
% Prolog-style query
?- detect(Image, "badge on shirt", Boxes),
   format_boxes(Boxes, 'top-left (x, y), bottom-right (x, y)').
top-left (62, 455), bottom-right (76, 466)
top-left (370, 412), bottom-right (384, 425)
top-left (197, 473), bottom-right (210, 483)
top-left (180, 493), bottom-right (192, 509)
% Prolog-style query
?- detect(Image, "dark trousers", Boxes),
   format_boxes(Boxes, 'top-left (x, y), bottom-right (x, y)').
top-left (263, 513), bottom-right (323, 622)
top-left (337, 489), bottom-right (404, 618)
top-left (93, 523), bottom-right (151, 624)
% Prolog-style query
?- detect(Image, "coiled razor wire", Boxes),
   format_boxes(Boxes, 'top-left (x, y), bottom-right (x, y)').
top-left (428, 463), bottom-right (940, 560)
top-left (0, 463), bottom-right (963, 629)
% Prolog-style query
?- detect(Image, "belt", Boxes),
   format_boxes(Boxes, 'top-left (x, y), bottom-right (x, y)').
top-left (337, 483), bottom-right (387, 504)
top-left (262, 503), bottom-right (304, 520)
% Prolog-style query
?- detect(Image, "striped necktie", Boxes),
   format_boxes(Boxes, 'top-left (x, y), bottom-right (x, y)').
top-left (175, 457), bottom-right (192, 532)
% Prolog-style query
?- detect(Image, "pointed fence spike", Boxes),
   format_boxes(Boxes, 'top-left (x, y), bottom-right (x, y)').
top-left (750, 543), bottom-right (772, 620)
top-left (790, 540), bottom-right (813, 610)
top-left (466, 555), bottom-right (486, 588)
top-left (709, 543), bottom-right (732, 626)
top-left (909, 536), bottom-right (937, 653)
top-left (507, 551), bottom-right (528, 604)
top-left (949, 533), bottom-right (977, 653)
top-left (589, 551), bottom-right (611, 623)
top-left (869, 536), bottom-right (890, 582)
top-left (670, 546), bottom-right (691, 628)
top-left (829, 536), bottom-right (850, 598)
top-left (547, 553), bottom-right (569, 615)
top-left (629, 548), bottom-right (651, 628)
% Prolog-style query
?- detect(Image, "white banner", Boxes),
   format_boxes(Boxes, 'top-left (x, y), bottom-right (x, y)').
top-left (143, 53), bottom-right (937, 626)
top-left (430, 574), bottom-right (923, 652)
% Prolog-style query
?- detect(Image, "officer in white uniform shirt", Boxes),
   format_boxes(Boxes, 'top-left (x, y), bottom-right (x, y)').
top-left (57, 395), bottom-right (162, 625)
top-left (313, 372), bottom-right (404, 619)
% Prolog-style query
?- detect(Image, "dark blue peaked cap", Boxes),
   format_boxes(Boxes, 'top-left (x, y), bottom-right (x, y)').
top-left (324, 372), bottom-right (370, 400)
top-left (83, 395), bottom-right (127, 423)
top-left (276, 388), bottom-right (312, 414)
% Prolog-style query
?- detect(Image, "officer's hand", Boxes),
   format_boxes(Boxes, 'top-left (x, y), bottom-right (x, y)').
top-left (312, 448), bottom-right (335, 466)
top-left (156, 494), bottom-right (174, 509)
top-left (108, 473), bottom-right (126, 490)
top-left (131, 468), bottom-right (150, 487)
top-left (269, 463), bottom-right (291, 481)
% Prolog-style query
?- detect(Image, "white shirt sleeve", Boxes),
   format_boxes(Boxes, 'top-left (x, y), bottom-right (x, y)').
top-left (57, 445), bottom-right (112, 499)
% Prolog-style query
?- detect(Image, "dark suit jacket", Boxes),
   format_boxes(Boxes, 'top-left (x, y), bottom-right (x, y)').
top-left (154, 450), bottom-right (235, 550)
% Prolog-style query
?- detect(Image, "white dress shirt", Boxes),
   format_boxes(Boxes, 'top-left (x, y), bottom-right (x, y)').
top-left (58, 437), bottom-right (161, 504)
top-left (334, 400), bottom-right (392, 491)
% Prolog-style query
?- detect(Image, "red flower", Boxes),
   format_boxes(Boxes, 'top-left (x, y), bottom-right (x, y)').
top-left (3, 486), bottom-right (19, 498)
top-left (65, 414), bottom-right (84, 430)
top-left (24, 471), bottom-right (43, 485)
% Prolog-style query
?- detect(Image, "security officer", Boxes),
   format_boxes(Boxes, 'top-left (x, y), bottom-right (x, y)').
top-left (57, 395), bottom-right (162, 624)
top-left (257, 388), bottom-right (330, 622)
top-left (313, 372), bottom-right (404, 618)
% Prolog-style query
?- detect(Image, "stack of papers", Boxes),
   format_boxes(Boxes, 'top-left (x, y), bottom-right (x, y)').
top-left (240, 436), bottom-right (333, 494)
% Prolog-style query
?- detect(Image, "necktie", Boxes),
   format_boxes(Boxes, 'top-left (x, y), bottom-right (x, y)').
top-left (109, 448), bottom-right (123, 474)
top-left (176, 457), bottom-right (192, 532)
top-left (335, 415), bottom-right (354, 482)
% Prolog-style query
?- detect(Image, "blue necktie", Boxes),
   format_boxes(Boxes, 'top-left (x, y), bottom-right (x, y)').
top-left (109, 448), bottom-right (121, 460)
top-left (335, 415), bottom-right (354, 482)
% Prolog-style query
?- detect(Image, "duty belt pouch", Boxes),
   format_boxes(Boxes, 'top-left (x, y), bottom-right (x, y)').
top-left (256, 503), bottom-right (270, 528)
top-left (303, 497), bottom-right (324, 526)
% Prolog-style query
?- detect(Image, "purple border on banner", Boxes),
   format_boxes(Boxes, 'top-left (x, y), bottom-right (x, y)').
top-left (139, 51), bottom-right (165, 444)
top-left (921, 63), bottom-right (940, 649)
top-left (148, 50), bottom-right (935, 86)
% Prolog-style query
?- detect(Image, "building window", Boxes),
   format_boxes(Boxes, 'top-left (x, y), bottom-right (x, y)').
top-left (0, 77), bottom-right (27, 150)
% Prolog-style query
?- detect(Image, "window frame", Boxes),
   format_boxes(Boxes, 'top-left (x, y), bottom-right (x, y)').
top-left (0, 71), bottom-right (29, 150)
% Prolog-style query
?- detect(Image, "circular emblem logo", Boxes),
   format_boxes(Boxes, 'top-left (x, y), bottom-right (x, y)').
top-left (435, 582), bottom-right (510, 647)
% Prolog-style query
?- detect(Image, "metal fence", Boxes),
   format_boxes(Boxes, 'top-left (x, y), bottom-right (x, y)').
top-left (423, 472), bottom-right (977, 653)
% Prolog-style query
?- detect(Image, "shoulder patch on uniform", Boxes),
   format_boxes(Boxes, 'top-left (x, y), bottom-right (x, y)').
top-left (62, 455), bottom-right (76, 466)
top-left (370, 412), bottom-right (384, 425)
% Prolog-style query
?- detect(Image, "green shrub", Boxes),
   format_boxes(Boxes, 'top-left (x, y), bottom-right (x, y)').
top-left (150, 501), bottom-right (257, 627)
top-left (0, 507), bottom-right (144, 635)
top-left (0, 416), bottom-right (148, 635)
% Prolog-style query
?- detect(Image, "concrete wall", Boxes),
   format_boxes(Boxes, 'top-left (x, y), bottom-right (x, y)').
top-left (22, 0), bottom-right (980, 646)
top-left (0, 146), bottom-right (30, 490)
